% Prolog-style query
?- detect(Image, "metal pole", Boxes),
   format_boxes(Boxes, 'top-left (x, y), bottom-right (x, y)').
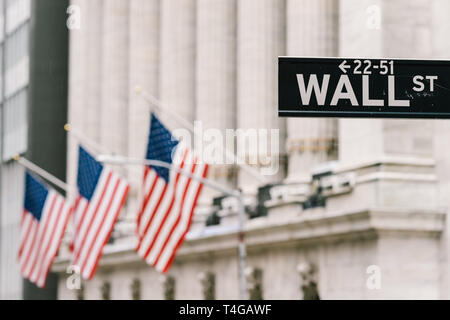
top-left (237, 194), bottom-right (248, 300)
top-left (14, 155), bottom-right (68, 191)
top-left (64, 124), bottom-right (112, 155)
top-left (97, 154), bottom-right (248, 299)
top-left (135, 87), bottom-right (267, 184)
top-left (97, 154), bottom-right (239, 197)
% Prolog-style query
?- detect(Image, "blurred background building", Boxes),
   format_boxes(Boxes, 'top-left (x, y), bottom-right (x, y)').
top-left (4, 0), bottom-right (450, 300)
top-left (0, 0), bottom-right (69, 299)
top-left (51, 0), bottom-right (450, 300)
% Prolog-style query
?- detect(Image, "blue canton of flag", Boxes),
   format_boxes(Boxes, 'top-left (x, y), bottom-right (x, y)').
top-left (19, 172), bottom-right (72, 288)
top-left (146, 113), bottom-right (179, 182)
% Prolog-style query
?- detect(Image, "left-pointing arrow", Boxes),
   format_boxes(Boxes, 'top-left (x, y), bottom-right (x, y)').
top-left (339, 60), bottom-right (350, 74)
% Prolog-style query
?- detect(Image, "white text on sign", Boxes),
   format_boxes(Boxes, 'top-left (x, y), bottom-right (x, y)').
top-left (296, 60), bottom-right (438, 108)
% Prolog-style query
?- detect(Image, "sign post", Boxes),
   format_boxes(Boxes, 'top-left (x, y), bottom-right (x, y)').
top-left (279, 57), bottom-right (450, 118)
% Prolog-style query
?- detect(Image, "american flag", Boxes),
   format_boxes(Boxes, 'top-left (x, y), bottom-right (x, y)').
top-left (136, 113), bottom-right (209, 273)
top-left (71, 146), bottom-right (130, 280)
top-left (19, 172), bottom-right (72, 288)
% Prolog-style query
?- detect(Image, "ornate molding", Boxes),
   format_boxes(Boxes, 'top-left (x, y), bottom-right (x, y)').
top-left (52, 206), bottom-right (445, 273)
top-left (287, 137), bottom-right (338, 154)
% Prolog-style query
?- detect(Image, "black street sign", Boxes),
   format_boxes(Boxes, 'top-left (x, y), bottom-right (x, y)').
top-left (279, 57), bottom-right (450, 118)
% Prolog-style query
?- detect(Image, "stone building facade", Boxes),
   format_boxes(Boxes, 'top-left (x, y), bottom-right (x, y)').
top-left (55, 0), bottom-right (450, 299)
top-left (0, 0), bottom-right (69, 300)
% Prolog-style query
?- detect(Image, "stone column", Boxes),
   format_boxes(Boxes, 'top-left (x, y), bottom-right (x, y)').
top-left (339, 0), bottom-right (439, 299)
top-left (67, 0), bottom-right (103, 203)
top-left (127, 0), bottom-right (160, 214)
top-left (100, 0), bottom-right (130, 155)
top-left (286, 0), bottom-right (339, 181)
top-left (429, 0), bottom-right (450, 300)
top-left (196, 0), bottom-right (237, 197)
top-left (339, 0), bottom-right (434, 165)
top-left (83, 0), bottom-right (103, 142)
top-left (159, 0), bottom-right (196, 125)
top-left (431, 0), bottom-right (450, 59)
top-left (237, 0), bottom-right (286, 193)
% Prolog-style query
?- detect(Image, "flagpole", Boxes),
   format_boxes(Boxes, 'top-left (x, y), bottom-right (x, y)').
top-left (97, 154), bottom-right (248, 300)
top-left (97, 154), bottom-right (236, 196)
top-left (64, 113), bottom-right (249, 299)
top-left (134, 88), bottom-right (252, 299)
top-left (64, 124), bottom-right (112, 155)
top-left (14, 155), bottom-right (68, 191)
top-left (134, 86), bottom-right (268, 184)
top-left (237, 196), bottom-right (248, 300)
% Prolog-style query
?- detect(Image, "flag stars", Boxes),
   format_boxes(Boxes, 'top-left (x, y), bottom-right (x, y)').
top-left (146, 113), bottom-right (179, 182)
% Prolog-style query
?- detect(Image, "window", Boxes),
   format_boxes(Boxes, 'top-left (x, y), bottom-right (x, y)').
top-left (2, 90), bottom-right (26, 160)
top-left (246, 267), bottom-right (263, 300)
top-left (297, 263), bottom-right (320, 300)
top-left (0, 0), bottom-right (5, 42)
top-left (101, 281), bottom-right (111, 300)
top-left (4, 24), bottom-right (29, 98)
top-left (199, 271), bottom-right (216, 300)
top-left (6, 0), bottom-right (30, 34)
top-left (131, 278), bottom-right (141, 300)
top-left (163, 276), bottom-right (175, 300)
top-left (76, 282), bottom-right (85, 301)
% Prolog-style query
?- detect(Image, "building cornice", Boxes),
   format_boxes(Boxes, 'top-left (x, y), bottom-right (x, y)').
top-left (52, 206), bottom-right (445, 273)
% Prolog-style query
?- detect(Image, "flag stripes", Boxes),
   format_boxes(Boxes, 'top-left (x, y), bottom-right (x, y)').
top-left (19, 173), bottom-right (72, 288)
top-left (18, 110), bottom-right (213, 284)
top-left (71, 147), bottom-right (129, 280)
top-left (136, 114), bottom-right (208, 273)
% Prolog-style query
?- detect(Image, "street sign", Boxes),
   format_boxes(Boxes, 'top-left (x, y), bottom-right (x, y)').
top-left (279, 57), bottom-right (450, 118)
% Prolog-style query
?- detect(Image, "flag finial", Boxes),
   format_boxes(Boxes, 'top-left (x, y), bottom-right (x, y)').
top-left (135, 85), bottom-right (142, 94)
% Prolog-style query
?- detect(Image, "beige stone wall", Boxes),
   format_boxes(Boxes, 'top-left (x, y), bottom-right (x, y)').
top-left (61, 0), bottom-right (450, 300)
top-left (286, 0), bottom-right (339, 181)
top-left (57, 214), bottom-right (443, 300)
top-left (195, 0), bottom-right (237, 201)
